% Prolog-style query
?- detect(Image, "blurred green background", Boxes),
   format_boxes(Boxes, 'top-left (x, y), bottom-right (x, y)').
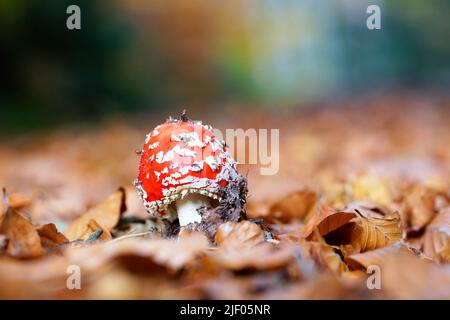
top-left (1, 0), bottom-right (450, 134)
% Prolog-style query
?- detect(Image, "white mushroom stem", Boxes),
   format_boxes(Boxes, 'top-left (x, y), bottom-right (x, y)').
top-left (175, 193), bottom-right (210, 227)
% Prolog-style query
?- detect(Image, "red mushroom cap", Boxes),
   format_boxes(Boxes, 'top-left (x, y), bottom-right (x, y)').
top-left (134, 118), bottom-right (239, 217)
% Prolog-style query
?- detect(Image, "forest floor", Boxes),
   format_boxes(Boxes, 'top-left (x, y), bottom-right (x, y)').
top-left (1, 95), bottom-right (450, 299)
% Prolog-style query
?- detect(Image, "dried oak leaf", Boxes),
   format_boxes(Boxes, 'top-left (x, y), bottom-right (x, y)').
top-left (64, 188), bottom-right (126, 241)
top-left (36, 223), bottom-right (69, 250)
top-left (215, 221), bottom-right (265, 248)
top-left (421, 208), bottom-right (450, 259)
top-left (301, 204), bottom-right (356, 239)
top-left (268, 189), bottom-right (317, 223)
top-left (0, 205), bottom-right (43, 258)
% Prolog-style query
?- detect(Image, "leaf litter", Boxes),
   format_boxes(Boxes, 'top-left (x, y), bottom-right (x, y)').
top-left (1, 98), bottom-right (450, 299)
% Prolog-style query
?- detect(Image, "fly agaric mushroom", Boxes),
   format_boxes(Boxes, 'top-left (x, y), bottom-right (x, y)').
top-left (134, 112), bottom-right (245, 230)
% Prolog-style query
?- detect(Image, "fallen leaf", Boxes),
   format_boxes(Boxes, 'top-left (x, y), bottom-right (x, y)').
top-left (215, 221), bottom-right (265, 247)
top-left (309, 241), bottom-right (349, 275)
top-left (268, 189), bottom-right (317, 222)
top-left (64, 188), bottom-right (126, 241)
top-left (345, 242), bottom-right (422, 270)
top-left (0, 206), bottom-right (43, 258)
top-left (422, 208), bottom-right (450, 259)
top-left (349, 209), bottom-right (402, 252)
top-left (36, 223), bottom-right (69, 249)
top-left (9, 193), bottom-right (32, 210)
top-left (67, 231), bottom-right (209, 272)
top-left (302, 204), bottom-right (356, 239)
top-left (207, 242), bottom-right (296, 271)
top-left (402, 186), bottom-right (436, 231)
top-left (79, 219), bottom-right (112, 241)
top-left (435, 242), bottom-right (450, 264)
top-left (376, 251), bottom-right (450, 299)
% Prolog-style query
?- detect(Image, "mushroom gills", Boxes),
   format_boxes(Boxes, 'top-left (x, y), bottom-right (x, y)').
top-left (175, 193), bottom-right (211, 227)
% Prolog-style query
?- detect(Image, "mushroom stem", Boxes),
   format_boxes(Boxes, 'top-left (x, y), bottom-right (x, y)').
top-left (175, 193), bottom-right (210, 227)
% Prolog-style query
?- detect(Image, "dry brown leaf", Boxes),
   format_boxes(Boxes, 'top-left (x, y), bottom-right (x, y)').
top-left (79, 219), bottom-right (112, 241)
top-left (67, 231), bottom-right (209, 272)
top-left (345, 241), bottom-right (422, 270)
top-left (435, 242), bottom-right (450, 264)
top-left (349, 209), bottom-right (402, 252)
top-left (309, 241), bottom-right (349, 275)
top-left (0, 255), bottom-right (70, 299)
top-left (320, 205), bottom-right (402, 255)
top-left (302, 204), bottom-right (356, 239)
top-left (215, 221), bottom-right (265, 247)
top-left (207, 242), bottom-right (296, 271)
top-left (64, 188), bottom-right (126, 241)
top-left (422, 208), bottom-right (450, 259)
top-left (36, 223), bottom-right (69, 249)
top-left (9, 193), bottom-right (32, 210)
top-left (0, 206), bottom-right (43, 258)
top-left (268, 189), bottom-right (317, 222)
top-left (376, 251), bottom-right (450, 299)
top-left (403, 186), bottom-right (436, 231)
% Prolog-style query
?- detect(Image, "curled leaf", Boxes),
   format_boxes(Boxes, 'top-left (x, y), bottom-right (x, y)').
top-left (36, 223), bottom-right (69, 250)
top-left (309, 242), bottom-right (349, 275)
top-left (302, 204), bottom-right (356, 239)
top-left (403, 186), bottom-right (436, 231)
top-left (80, 219), bottom-right (112, 241)
top-left (64, 188), bottom-right (126, 241)
top-left (422, 208), bottom-right (450, 259)
top-left (215, 221), bottom-right (265, 247)
top-left (350, 209), bottom-right (402, 252)
top-left (0, 205), bottom-right (43, 258)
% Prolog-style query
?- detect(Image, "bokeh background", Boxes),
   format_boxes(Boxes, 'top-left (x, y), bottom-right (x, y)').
top-left (1, 0), bottom-right (450, 223)
top-left (1, 0), bottom-right (450, 134)
top-left (2, 1), bottom-right (450, 300)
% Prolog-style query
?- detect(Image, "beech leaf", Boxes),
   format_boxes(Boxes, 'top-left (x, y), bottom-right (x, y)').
top-left (0, 205), bottom-right (43, 258)
top-left (422, 209), bottom-right (450, 259)
top-left (64, 188), bottom-right (126, 241)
